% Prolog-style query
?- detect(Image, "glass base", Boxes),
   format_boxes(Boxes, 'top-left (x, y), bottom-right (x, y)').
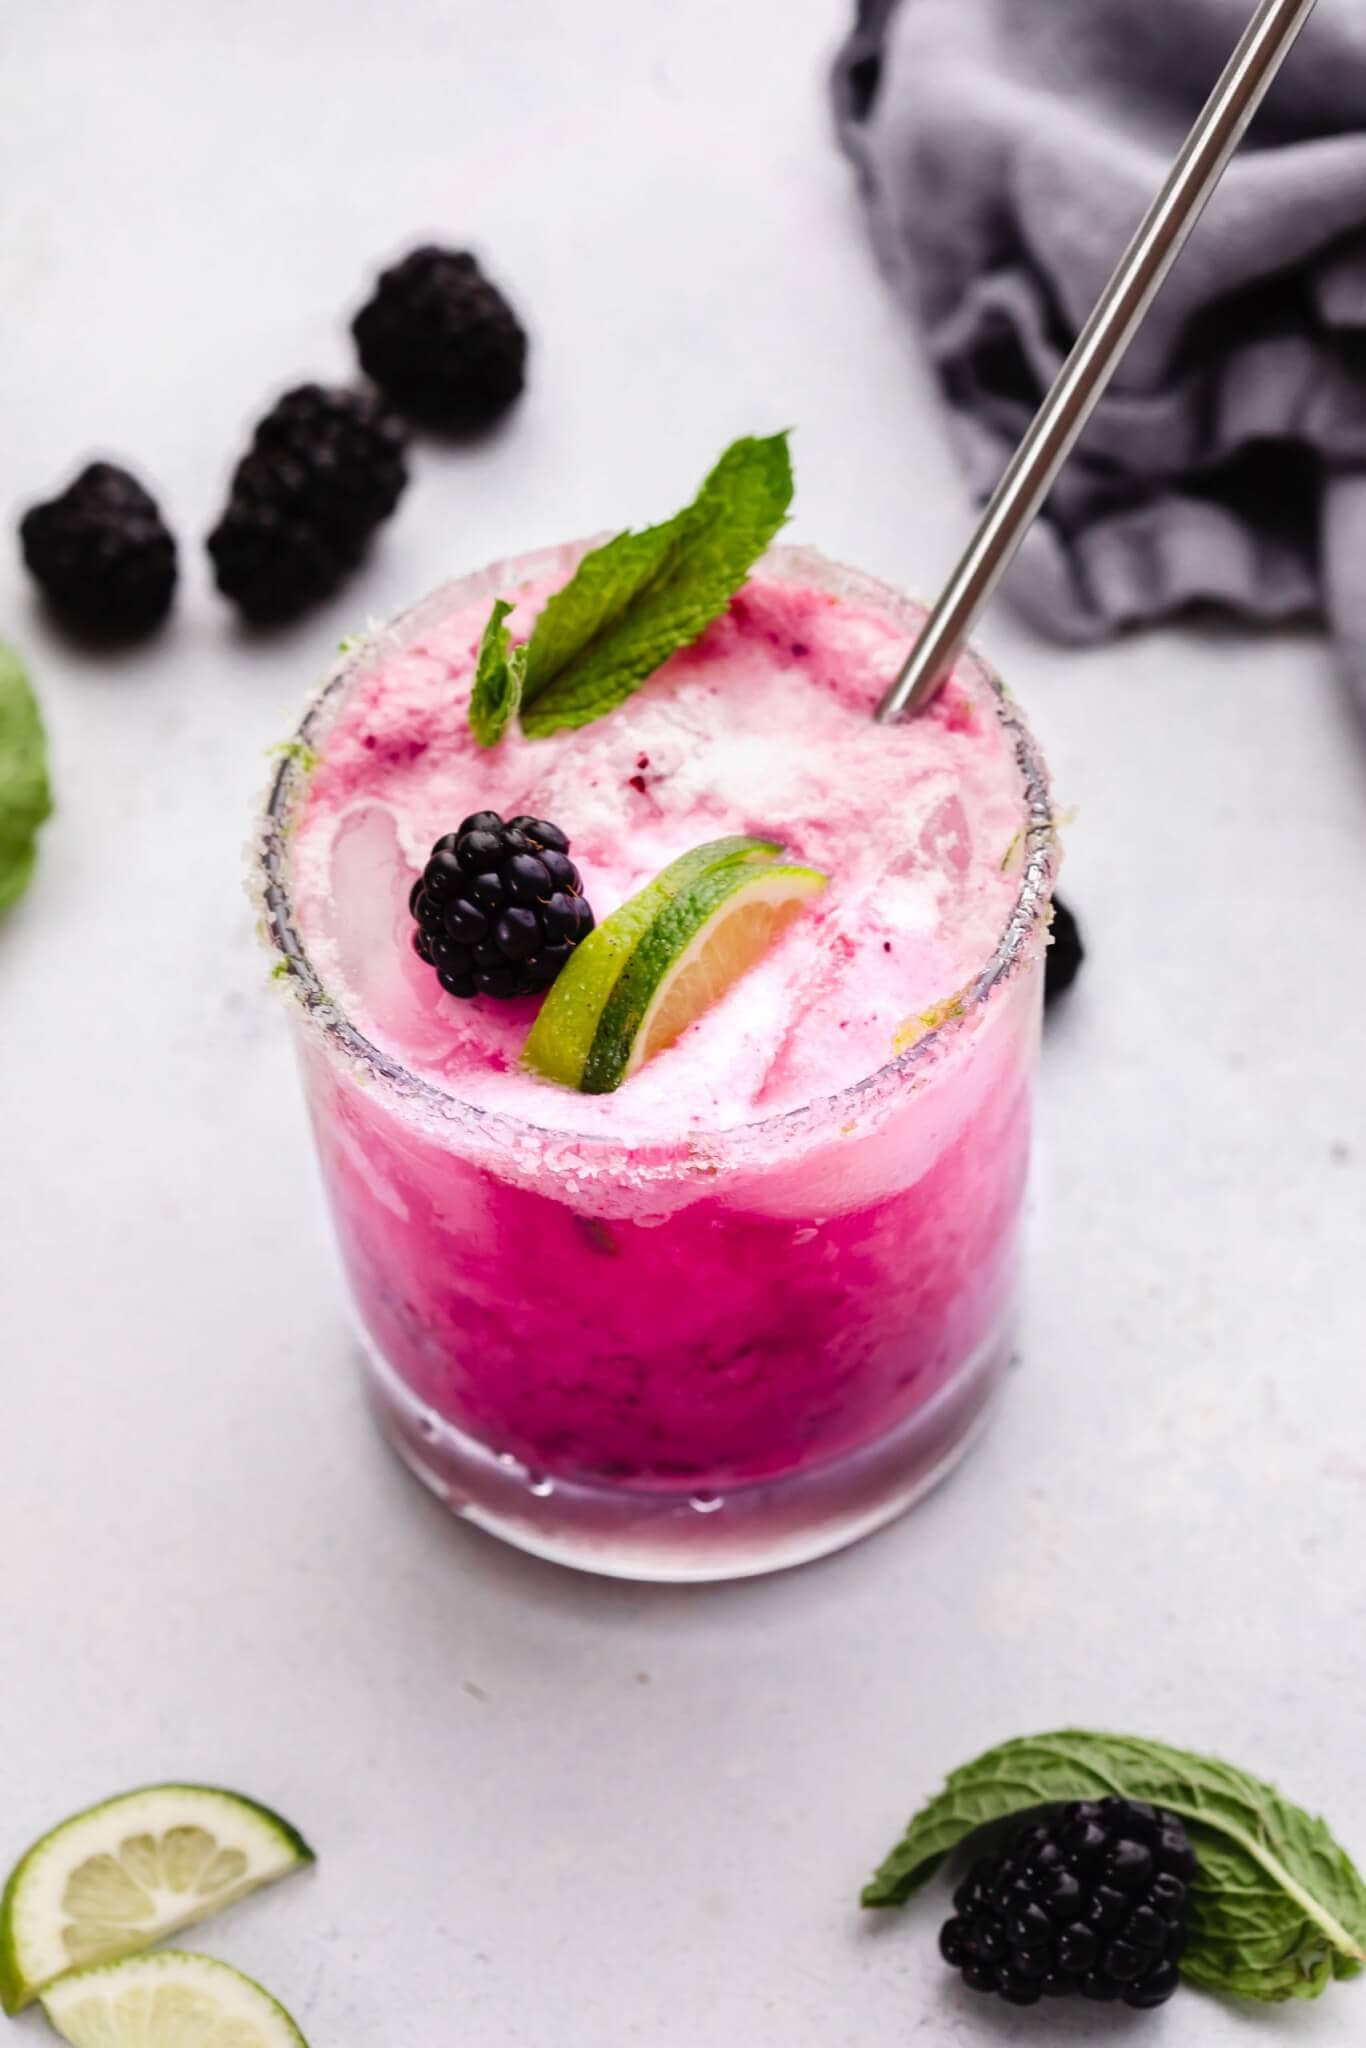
top-left (362, 1325), bottom-right (1011, 1582)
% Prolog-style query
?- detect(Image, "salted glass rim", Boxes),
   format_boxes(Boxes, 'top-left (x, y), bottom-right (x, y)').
top-left (254, 540), bottom-right (1057, 1163)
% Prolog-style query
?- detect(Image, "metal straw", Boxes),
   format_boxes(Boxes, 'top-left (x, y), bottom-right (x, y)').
top-left (877, 0), bottom-right (1319, 724)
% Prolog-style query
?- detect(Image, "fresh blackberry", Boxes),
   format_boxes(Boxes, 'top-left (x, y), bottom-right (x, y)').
top-left (1045, 894), bottom-right (1084, 1006)
top-left (20, 463), bottom-right (177, 638)
top-left (352, 247), bottom-right (528, 431)
top-left (205, 473), bottom-right (354, 625)
top-left (247, 384), bottom-right (409, 546)
top-left (939, 1798), bottom-right (1195, 2010)
top-left (410, 811), bottom-right (594, 1001)
top-left (207, 385), bottom-right (408, 623)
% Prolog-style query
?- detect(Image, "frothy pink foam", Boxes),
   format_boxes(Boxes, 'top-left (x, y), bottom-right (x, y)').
top-left (292, 567), bottom-right (1026, 1137)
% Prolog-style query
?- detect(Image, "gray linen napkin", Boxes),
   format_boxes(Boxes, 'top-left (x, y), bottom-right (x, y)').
top-left (832, 0), bottom-right (1366, 708)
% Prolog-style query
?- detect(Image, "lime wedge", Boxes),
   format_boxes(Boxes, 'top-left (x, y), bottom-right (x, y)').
top-left (41, 1951), bottom-right (308, 2048)
top-left (0, 1786), bottom-right (314, 2012)
top-left (522, 835), bottom-right (780, 1089)
top-left (590, 860), bottom-right (827, 1089)
top-left (523, 837), bottom-right (826, 1094)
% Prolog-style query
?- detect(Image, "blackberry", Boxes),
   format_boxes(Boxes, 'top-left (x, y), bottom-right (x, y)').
top-left (1045, 894), bottom-right (1084, 1006)
top-left (410, 811), bottom-right (594, 1001)
top-left (205, 474), bottom-right (354, 626)
top-left (352, 246), bottom-right (528, 431)
top-left (207, 385), bottom-right (408, 623)
top-left (939, 1798), bottom-right (1195, 2010)
top-left (20, 462), bottom-right (177, 638)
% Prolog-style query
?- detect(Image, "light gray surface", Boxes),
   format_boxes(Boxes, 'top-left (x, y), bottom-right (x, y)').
top-left (2, 2), bottom-right (1364, 2042)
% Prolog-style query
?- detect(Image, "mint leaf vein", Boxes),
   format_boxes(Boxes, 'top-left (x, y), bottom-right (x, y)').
top-left (862, 1728), bottom-right (1366, 2004)
top-left (467, 432), bottom-right (793, 746)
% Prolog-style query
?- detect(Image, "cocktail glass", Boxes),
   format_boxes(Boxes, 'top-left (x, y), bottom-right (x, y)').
top-left (255, 544), bottom-right (1055, 1581)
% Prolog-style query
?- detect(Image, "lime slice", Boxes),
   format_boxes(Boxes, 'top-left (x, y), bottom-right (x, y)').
top-left (524, 837), bottom-right (826, 1094)
top-left (588, 860), bottom-right (827, 1090)
top-left (0, 1786), bottom-right (314, 2012)
top-left (522, 835), bottom-right (780, 1090)
top-left (41, 1951), bottom-right (308, 2048)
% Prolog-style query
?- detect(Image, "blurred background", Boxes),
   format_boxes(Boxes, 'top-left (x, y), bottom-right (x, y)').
top-left (2, 3), bottom-right (1364, 2043)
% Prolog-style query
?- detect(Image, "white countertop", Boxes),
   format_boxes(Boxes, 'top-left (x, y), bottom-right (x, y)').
top-left (4, 1), bottom-right (1365, 2041)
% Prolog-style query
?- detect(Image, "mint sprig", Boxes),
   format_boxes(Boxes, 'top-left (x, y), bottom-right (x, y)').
top-left (468, 432), bottom-right (792, 746)
top-left (864, 1728), bottom-right (1366, 2003)
top-left (468, 599), bottom-right (522, 748)
top-left (0, 641), bottom-right (53, 912)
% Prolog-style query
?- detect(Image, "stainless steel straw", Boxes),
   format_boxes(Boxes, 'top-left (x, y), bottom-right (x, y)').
top-left (877, 0), bottom-right (1319, 724)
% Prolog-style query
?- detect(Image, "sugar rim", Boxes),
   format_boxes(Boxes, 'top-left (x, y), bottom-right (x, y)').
top-left (253, 541), bottom-right (1057, 1166)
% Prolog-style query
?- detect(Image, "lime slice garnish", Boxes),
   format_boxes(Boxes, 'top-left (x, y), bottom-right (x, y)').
top-left (522, 835), bottom-right (779, 1090)
top-left (0, 1786), bottom-right (314, 2012)
top-left (523, 837), bottom-right (826, 1094)
top-left (589, 860), bottom-right (828, 1090)
top-left (41, 1950), bottom-right (308, 2047)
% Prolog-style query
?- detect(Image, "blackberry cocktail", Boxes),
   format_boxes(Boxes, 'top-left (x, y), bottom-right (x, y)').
top-left (258, 444), bottom-right (1054, 1578)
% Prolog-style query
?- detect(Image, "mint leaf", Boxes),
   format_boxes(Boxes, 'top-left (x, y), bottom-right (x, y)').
top-left (0, 642), bottom-right (52, 912)
top-left (863, 1729), bottom-right (1366, 2003)
top-left (466, 433), bottom-right (793, 745)
top-left (522, 432), bottom-right (792, 733)
top-left (468, 597), bottom-right (528, 747)
top-left (519, 512), bottom-right (693, 710)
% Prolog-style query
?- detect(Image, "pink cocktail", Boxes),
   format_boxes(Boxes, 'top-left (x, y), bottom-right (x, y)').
top-left (257, 543), bottom-right (1055, 1578)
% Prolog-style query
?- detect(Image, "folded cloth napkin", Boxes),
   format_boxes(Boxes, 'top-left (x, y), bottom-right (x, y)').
top-left (832, 0), bottom-right (1366, 710)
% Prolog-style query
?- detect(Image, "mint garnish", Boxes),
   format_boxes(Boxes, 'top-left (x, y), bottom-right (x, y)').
top-left (0, 641), bottom-right (53, 913)
top-left (468, 598), bottom-right (521, 748)
top-left (864, 1728), bottom-right (1366, 2003)
top-left (468, 432), bottom-right (793, 746)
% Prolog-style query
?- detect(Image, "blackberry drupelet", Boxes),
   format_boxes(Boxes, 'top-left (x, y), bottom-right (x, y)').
top-left (352, 246), bottom-right (528, 431)
top-left (248, 384), bottom-right (409, 544)
top-left (410, 811), bottom-right (594, 1001)
top-left (939, 1798), bottom-right (1195, 2010)
top-left (207, 384), bottom-right (408, 623)
top-left (1045, 894), bottom-right (1084, 1006)
top-left (20, 463), bottom-right (177, 638)
top-left (206, 473), bottom-right (351, 625)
